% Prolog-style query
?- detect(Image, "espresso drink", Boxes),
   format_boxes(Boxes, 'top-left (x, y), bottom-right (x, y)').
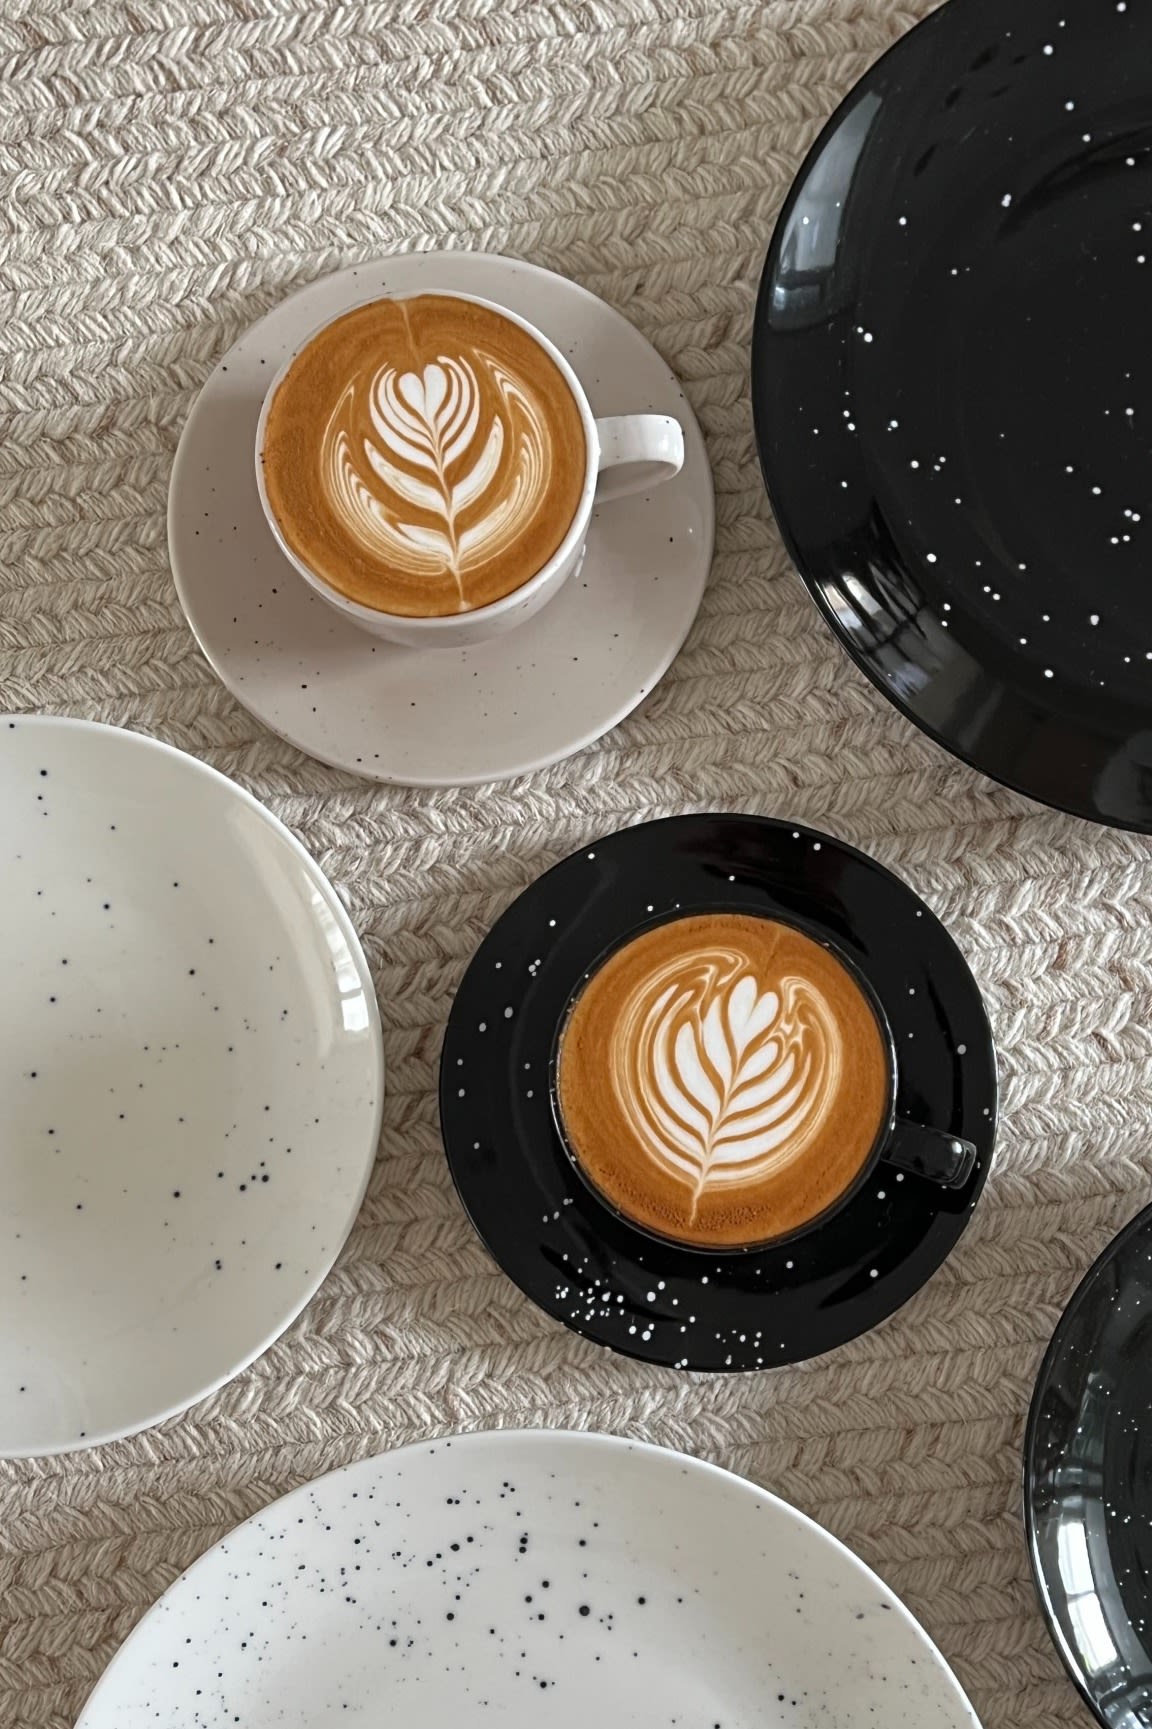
top-left (556, 913), bottom-right (890, 1248)
top-left (262, 294), bottom-right (587, 616)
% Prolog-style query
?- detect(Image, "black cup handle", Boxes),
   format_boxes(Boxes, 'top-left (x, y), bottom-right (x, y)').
top-left (882, 1119), bottom-right (977, 1190)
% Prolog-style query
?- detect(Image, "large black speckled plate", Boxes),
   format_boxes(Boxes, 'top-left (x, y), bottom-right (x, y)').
top-left (440, 814), bottom-right (996, 1372)
top-left (1026, 1202), bottom-right (1152, 1727)
top-left (77, 1432), bottom-right (981, 1728)
top-left (753, 0), bottom-right (1152, 830)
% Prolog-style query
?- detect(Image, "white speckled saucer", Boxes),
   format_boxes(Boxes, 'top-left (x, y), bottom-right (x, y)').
top-left (76, 1430), bottom-right (979, 1728)
top-left (168, 252), bottom-right (713, 786)
top-left (0, 717), bottom-right (383, 1458)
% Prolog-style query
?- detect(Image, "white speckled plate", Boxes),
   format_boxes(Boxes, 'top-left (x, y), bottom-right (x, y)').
top-left (168, 251), bottom-right (713, 786)
top-left (76, 1430), bottom-right (979, 1728)
top-left (0, 716), bottom-right (383, 1458)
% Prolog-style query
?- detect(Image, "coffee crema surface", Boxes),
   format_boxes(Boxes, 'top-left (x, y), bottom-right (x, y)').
top-left (261, 295), bottom-right (588, 616)
top-left (556, 913), bottom-right (890, 1247)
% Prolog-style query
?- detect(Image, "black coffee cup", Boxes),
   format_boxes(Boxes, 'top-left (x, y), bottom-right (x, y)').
top-left (548, 907), bottom-right (976, 1254)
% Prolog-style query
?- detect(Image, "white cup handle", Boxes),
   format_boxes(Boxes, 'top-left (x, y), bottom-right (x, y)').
top-left (593, 414), bottom-right (685, 502)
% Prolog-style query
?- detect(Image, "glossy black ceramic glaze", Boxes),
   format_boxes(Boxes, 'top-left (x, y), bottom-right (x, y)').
top-left (753, 0), bottom-right (1152, 830)
top-left (439, 814), bottom-right (997, 1371)
top-left (1025, 1202), bottom-right (1152, 1727)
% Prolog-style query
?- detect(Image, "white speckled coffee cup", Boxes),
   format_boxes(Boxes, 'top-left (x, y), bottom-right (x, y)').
top-left (255, 290), bottom-right (685, 649)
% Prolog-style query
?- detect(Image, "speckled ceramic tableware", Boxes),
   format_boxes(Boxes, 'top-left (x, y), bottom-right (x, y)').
top-left (169, 250), bottom-right (714, 786)
top-left (440, 814), bottom-right (997, 1371)
top-left (0, 716), bottom-right (383, 1457)
top-left (1025, 1201), bottom-right (1152, 1727)
top-left (753, 0), bottom-right (1152, 830)
top-left (75, 1429), bottom-right (981, 1728)
top-left (253, 289), bottom-right (685, 650)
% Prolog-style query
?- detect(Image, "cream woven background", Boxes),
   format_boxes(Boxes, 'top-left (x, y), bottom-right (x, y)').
top-left (0, 0), bottom-right (1141, 1724)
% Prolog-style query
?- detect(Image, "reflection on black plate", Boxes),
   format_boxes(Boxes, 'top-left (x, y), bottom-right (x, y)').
top-left (1026, 1201), bottom-right (1152, 1727)
top-left (439, 815), bottom-right (996, 1371)
top-left (753, 0), bottom-right (1152, 829)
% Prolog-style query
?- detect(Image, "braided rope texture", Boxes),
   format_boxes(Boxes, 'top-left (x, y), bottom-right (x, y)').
top-left (0, 0), bottom-right (1134, 1723)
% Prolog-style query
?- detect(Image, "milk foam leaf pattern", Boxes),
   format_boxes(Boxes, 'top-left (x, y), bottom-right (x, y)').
top-left (612, 946), bottom-right (843, 1217)
top-left (322, 347), bottom-right (552, 609)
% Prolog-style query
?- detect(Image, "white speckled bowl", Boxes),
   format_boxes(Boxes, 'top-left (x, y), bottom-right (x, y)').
top-left (75, 1430), bottom-right (980, 1728)
top-left (0, 716), bottom-right (384, 1458)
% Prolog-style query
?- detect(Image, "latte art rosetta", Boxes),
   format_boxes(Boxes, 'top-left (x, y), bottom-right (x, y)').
top-left (324, 351), bottom-right (551, 605)
top-left (260, 295), bottom-right (588, 616)
top-left (612, 946), bottom-right (841, 1217)
top-left (557, 912), bottom-right (891, 1248)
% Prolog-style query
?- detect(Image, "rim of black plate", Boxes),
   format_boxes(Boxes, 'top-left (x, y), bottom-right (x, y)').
top-left (750, 0), bottom-right (1151, 834)
top-left (1022, 1198), bottom-right (1152, 1726)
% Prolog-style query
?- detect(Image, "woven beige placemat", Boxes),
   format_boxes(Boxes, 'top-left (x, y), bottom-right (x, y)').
top-left (1, 0), bottom-right (1141, 1723)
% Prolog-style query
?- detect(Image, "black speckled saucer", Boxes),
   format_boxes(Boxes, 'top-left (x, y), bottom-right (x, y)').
top-left (439, 814), bottom-right (996, 1371)
top-left (754, 0), bottom-right (1152, 830)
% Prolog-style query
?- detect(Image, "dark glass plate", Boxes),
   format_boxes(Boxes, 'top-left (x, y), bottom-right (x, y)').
top-left (1025, 1201), bottom-right (1152, 1727)
top-left (753, 0), bottom-right (1152, 829)
top-left (439, 814), bottom-right (996, 1371)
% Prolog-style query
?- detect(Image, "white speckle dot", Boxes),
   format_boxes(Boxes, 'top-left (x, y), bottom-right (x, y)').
top-left (1065, 100), bottom-right (1075, 111)
top-left (504, 1006), bottom-right (513, 1018)
top-left (1019, 637), bottom-right (1027, 645)
top-left (910, 459), bottom-right (919, 469)
top-left (888, 418), bottom-right (899, 430)
top-left (1092, 485), bottom-right (1102, 495)
top-left (899, 215), bottom-right (907, 226)
top-left (1090, 614), bottom-right (1100, 626)
top-left (957, 1043), bottom-right (967, 1055)
top-left (869, 1268), bottom-right (879, 1279)
top-left (1001, 193), bottom-right (1013, 207)
top-left (863, 331), bottom-right (873, 342)
top-left (1044, 668), bottom-right (1054, 678)
top-left (812, 841), bottom-right (821, 851)
top-left (926, 552), bottom-right (937, 563)
top-left (478, 1021), bottom-right (486, 1032)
